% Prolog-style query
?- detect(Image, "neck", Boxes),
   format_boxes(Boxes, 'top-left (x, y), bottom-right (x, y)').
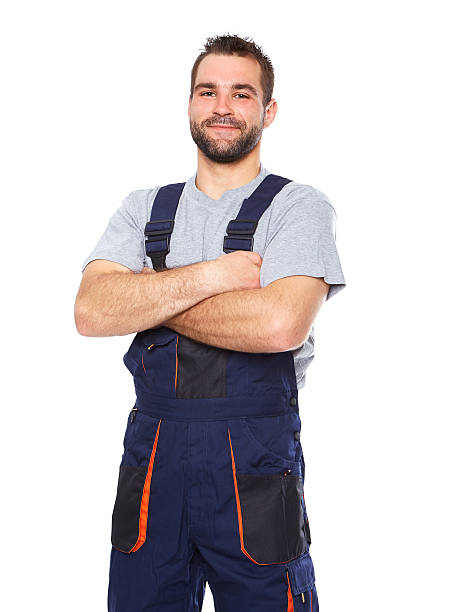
top-left (194, 150), bottom-right (262, 201)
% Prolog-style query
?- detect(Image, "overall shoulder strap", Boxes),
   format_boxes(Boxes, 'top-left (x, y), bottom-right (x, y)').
top-left (144, 182), bottom-right (186, 270)
top-left (223, 173), bottom-right (292, 253)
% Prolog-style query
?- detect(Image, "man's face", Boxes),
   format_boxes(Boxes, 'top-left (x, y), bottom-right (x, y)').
top-left (188, 54), bottom-right (273, 164)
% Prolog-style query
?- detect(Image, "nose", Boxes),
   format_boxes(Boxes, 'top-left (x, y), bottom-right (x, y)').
top-left (211, 90), bottom-right (234, 117)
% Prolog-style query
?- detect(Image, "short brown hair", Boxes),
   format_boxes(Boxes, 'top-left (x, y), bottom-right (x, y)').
top-left (190, 34), bottom-right (274, 109)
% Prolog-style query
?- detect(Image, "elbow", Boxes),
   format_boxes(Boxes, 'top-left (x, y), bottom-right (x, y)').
top-left (74, 297), bottom-right (121, 337)
top-left (74, 299), bottom-right (96, 336)
top-left (269, 315), bottom-right (305, 353)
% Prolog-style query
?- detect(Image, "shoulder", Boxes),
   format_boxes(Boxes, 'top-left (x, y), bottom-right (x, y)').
top-left (269, 178), bottom-right (338, 228)
top-left (120, 186), bottom-right (161, 230)
top-left (124, 186), bottom-right (160, 209)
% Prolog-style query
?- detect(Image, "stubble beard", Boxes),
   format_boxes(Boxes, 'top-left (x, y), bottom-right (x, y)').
top-left (189, 113), bottom-right (265, 164)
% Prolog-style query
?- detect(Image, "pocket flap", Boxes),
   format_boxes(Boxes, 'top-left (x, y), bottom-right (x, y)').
top-left (139, 326), bottom-right (177, 347)
top-left (287, 552), bottom-right (316, 595)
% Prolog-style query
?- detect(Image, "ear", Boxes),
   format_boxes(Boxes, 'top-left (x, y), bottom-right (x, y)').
top-left (263, 99), bottom-right (278, 128)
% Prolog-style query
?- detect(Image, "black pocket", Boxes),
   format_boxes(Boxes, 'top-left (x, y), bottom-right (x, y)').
top-left (175, 335), bottom-right (227, 399)
top-left (236, 472), bottom-right (308, 564)
top-left (111, 465), bottom-right (148, 553)
top-left (228, 426), bottom-right (307, 565)
top-left (111, 417), bottom-right (162, 553)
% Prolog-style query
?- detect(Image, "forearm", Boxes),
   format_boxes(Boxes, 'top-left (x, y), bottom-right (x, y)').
top-left (162, 288), bottom-right (287, 353)
top-left (75, 262), bottom-right (221, 337)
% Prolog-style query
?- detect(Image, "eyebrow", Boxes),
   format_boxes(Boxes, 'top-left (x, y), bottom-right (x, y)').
top-left (194, 82), bottom-right (259, 98)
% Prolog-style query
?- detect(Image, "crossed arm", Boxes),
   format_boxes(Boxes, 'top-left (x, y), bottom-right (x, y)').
top-left (75, 260), bottom-right (329, 353)
top-left (140, 266), bottom-right (329, 353)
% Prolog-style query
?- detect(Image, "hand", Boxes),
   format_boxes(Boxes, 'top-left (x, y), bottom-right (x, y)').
top-left (211, 250), bottom-right (263, 293)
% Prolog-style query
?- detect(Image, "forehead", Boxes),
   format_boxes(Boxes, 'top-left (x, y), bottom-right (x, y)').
top-left (195, 54), bottom-right (262, 94)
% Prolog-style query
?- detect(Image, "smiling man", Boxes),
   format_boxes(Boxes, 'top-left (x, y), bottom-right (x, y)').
top-left (75, 34), bottom-right (346, 612)
top-left (190, 54), bottom-right (267, 165)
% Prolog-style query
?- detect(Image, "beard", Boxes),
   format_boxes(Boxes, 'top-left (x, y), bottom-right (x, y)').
top-left (189, 113), bottom-right (264, 164)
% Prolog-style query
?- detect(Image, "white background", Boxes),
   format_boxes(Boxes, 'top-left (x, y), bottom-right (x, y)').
top-left (2, 1), bottom-right (468, 610)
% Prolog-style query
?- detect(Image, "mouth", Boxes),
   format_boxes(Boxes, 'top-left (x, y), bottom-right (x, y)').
top-left (208, 124), bottom-right (239, 130)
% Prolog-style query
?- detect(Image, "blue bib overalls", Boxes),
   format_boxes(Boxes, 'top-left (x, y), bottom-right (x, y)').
top-left (108, 174), bottom-right (320, 611)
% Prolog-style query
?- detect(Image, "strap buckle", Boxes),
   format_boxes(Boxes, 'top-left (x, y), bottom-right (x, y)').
top-left (145, 235), bottom-right (170, 256)
top-left (144, 219), bottom-right (174, 237)
top-left (223, 235), bottom-right (254, 253)
top-left (222, 218), bottom-right (258, 253)
top-left (225, 218), bottom-right (258, 235)
top-left (144, 219), bottom-right (174, 256)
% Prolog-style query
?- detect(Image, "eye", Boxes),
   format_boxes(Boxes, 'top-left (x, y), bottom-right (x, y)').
top-left (200, 91), bottom-right (249, 99)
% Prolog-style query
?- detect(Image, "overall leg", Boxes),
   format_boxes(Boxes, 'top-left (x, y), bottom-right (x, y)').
top-left (108, 542), bottom-right (207, 612)
top-left (108, 414), bottom-right (207, 611)
top-left (187, 416), bottom-right (319, 612)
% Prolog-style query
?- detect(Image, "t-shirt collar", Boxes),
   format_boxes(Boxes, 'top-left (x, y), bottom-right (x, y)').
top-left (186, 162), bottom-right (270, 203)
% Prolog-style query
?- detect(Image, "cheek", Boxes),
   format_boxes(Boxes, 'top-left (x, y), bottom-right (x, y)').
top-left (241, 104), bottom-right (263, 123)
top-left (190, 101), bottom-right (214, 122)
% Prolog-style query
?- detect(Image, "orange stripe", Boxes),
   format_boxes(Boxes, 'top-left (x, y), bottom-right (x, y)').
top-left (228, 428), bottom-right (248, 558)
top-left (174, 335), bottom-right (179, 391)
top-left (130, 418), bottom-right (162, 552)
top-left (141, 350), bottom-right (146, 374)
top-left (286, 569), bottom-right (294, 612)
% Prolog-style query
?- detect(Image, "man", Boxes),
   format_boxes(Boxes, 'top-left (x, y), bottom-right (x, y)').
top-left (75, 34), bottom-right (346, 612)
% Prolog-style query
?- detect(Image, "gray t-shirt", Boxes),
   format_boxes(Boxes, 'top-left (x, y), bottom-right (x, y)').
top-left (81, 162), bottom-right (346, 389)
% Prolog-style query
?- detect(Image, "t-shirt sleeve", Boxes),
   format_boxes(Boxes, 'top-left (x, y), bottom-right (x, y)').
top-left (259, 186), bottom-right (346, 300)
top-left (81, 190), bottom-right (147, 273)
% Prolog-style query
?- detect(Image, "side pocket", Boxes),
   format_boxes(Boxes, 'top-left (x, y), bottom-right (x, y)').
top-left (228, 427), bottom-right (307, 565)
top-left (111, 418), bottom-right (162, 553)
top-left (123, 327), bottom-right (178, 396)
top-left (241, 412), bottom-right (301, 464)
top-left (286, 552), bottom-right (318, 612)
